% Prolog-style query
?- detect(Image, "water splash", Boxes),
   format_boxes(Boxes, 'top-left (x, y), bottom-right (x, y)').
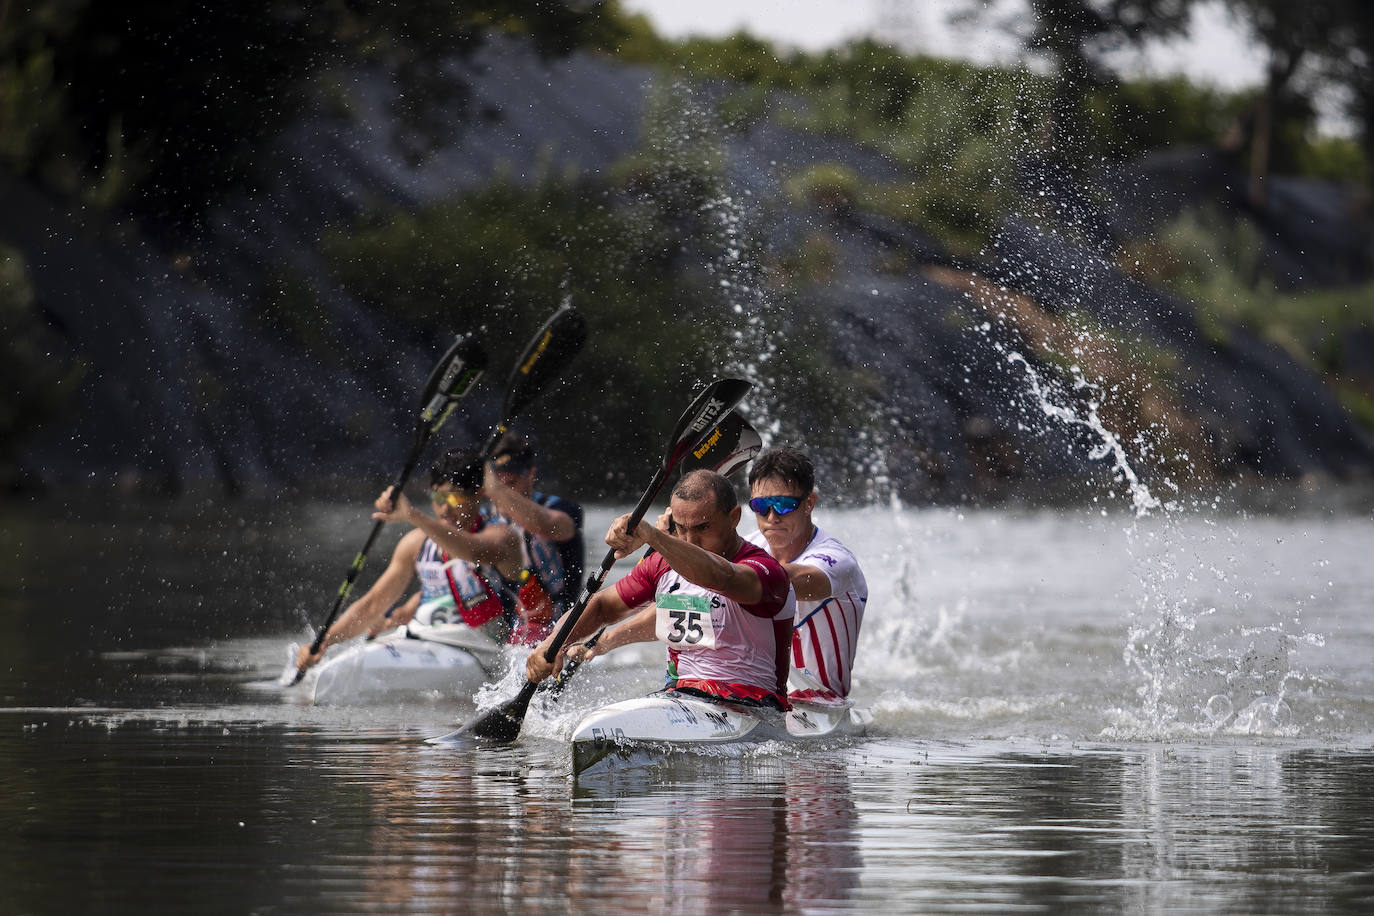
top-left (998, 342), bottom-right (1161, 516)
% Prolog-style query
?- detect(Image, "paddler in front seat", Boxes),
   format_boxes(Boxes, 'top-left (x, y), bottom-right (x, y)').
top-left (524, 469), bottom-right (796, 711)
top-left (294, 448), bottom-right (524, 676)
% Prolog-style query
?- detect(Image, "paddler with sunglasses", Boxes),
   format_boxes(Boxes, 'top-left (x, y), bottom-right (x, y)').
top-left (294, 448), bottom-right (524, 676)
top-left (745, 447), bottom-right (868, 702)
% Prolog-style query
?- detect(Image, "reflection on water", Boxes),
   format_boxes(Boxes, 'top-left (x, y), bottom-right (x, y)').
top-left (569, 759), bottom-right (861, 913)
top-left (3, 717), bottom-right (1374, 913)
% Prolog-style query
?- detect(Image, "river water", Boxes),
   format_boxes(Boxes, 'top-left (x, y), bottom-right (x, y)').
top-left (3, 496), bottom-right (1372, 913)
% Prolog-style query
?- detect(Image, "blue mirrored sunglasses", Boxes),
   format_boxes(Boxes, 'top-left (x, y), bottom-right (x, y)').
top-left (748, 495), bottom-right (801, 516)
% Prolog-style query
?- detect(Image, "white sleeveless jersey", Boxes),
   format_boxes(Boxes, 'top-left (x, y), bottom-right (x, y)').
top-left (747, 527), bottom-right (867, 698)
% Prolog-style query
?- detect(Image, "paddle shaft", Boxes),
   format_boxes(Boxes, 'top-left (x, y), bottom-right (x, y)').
top-left (305, 425), bottom-right (432, 659)
top-left (537, 459), bottom-right (673, 669)
top-left (455, 377), bottom-right (751, 741)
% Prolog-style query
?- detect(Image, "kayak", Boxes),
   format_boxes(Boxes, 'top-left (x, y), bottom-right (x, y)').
top-left (569, 692), bottom-right (872, 776)
top-left (308, 621), bottom-right (504, 705)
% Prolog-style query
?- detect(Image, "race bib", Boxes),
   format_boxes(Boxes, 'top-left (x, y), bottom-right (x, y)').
top-left (655, 593), bottom-right (716, 650)
top-left (414, 594), bottom-right (457, 626)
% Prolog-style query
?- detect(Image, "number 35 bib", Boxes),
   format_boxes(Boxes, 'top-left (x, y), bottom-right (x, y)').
top-left (654, 593), bottom-right (718, 650)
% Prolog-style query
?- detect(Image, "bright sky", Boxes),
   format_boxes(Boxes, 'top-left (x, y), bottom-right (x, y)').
top-left (620, 0), bottom-right (1264, 91)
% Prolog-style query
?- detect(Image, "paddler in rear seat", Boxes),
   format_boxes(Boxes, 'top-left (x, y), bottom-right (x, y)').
top-left (524, 469), bottom-right (796, 711)
top-left (746, 446), bottom-right (868, 703)
top-left (482, 433), bottom-right (585, 644)
top-left (294, 448), bottom-right (524, 676)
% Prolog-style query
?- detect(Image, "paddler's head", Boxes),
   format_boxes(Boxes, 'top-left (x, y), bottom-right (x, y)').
top-left (429, 448), bottom-right (484, 527)
top-left (668, 469), bottom-right (741, 557)
top-left (747, 446), bottom-right (817, 560)
top-left (488, 432), bottom-right (538, 497)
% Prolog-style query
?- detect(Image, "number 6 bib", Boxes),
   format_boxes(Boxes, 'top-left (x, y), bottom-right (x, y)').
top-left (654, 593), bottom-right (718, 650)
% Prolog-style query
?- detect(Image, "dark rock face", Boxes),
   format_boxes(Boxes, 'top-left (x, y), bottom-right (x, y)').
top-left (4, 39), bottom-right (1372, 502)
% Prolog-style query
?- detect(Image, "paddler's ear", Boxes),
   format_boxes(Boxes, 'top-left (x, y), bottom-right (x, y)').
top-left (729, 504), bottom-right (742, 529)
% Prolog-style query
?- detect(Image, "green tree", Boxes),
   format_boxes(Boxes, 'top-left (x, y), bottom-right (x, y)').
top-left (964, 0), bottom-right (1197, 154)
top-left (0, 1), bottom-right (623, 226)
top-left (1225, 0), bottom-right (1352, 209)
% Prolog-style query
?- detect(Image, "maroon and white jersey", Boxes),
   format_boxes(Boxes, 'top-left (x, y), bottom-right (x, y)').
top-left (614, 539), bottom-right (793, 698)
top-left (748, 527), bottom-right (867, 699)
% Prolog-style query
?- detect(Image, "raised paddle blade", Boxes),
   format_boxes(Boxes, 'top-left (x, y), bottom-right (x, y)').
top-left (420, 335), bottom-right (487, 433)
top-left (679, 410), bottom-right (762, 479)
top-left (502, 305), bottom-right (587, 425)
top-left (661, 377), bottom-right (753, 472)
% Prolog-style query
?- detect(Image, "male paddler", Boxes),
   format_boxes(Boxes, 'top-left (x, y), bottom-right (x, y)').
top-left (746, 446), bottom-right (868, 701)
top-left (525, 469), bottom-right (795, 709)
top-left (482, 433), bottom-right (584, 643)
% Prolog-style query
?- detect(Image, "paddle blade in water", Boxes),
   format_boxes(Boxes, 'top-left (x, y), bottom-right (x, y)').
top-left (453, 682), bottom-right (537, 744)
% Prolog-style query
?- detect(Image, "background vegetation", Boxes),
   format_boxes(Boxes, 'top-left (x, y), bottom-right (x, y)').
top-left (3, 0), bottom-right (1373, 494)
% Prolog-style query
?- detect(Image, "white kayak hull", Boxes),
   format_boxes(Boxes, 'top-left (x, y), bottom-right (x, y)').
top-left (570, 693), bottom-right (870, 776)
top-left (309, 623), bottom-right (502, 705)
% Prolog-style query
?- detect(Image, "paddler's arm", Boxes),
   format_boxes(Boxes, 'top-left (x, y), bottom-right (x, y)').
top-left (570, 604), bottom-right (657, 664)
top-left (296, 528), bottom-right (422, 671)
top-left (368, 591), bottom-right (421, 638)
top-left (374, 487), bottom-right (523, 579)
top-left (524, 587), bottom-right (634, 683)
top-left (608, 512), bottom-right (764, 605)
top-left (779, 563), bottom-right (833, 601)
top-left (482, 465), bottom-right (576, 542)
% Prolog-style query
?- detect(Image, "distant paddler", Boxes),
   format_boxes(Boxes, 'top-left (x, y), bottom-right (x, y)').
top-left (525, 469), bottom-right (795, 710)
top-left (294, 448), bottom-right (523, 676)
top-left (482, 433), bottom-right (585, 644)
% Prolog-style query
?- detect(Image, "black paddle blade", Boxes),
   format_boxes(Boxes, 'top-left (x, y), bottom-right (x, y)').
top-left (502, 306), bottom-right (587, 421)
top-left (680, 410), bottom-right (762, 478)
top-left (420, 335), bottom-right (487, 430)
top-left (452, 682), bottom-right (537, 743)
top-left (663, 378), bottom-right (753, 471)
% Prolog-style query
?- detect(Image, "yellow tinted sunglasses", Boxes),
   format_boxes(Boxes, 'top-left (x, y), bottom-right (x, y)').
top-left (430, 489), bottom-right (475, 509)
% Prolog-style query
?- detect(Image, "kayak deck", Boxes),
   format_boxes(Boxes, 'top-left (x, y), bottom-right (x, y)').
top-left (309, 623), bottom-right (503, 705)
top-left (570, 692), bottom-right (870, 776)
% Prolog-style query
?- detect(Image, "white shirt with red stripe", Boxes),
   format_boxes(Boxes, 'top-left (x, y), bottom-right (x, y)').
top-left (748, 527), bottom-right (867, 699)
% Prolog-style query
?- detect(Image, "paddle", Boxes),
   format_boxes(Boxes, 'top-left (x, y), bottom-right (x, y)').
top-left (282, 334), bottom-right (487, 686)
top-left (448, 377), bottom-right (754, 743)
top-left (285, 306), bottom-right (587, 686)
top-left (480, 305), bottom-right (588, 458)
top-left (543, 409), bottom-right (761, 698)
top-left (361, 304), bottom-right (588, 638)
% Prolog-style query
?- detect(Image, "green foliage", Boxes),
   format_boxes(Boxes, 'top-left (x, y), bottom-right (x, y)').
top-left (1293, 135), bottom-right (1373, 186)
top-left (1133, 204), bottom-right (1374, 432)
top-left (0, 1), bottom-right (625, 223)
top-left (316, 172), bottom-right (726, 497)
top-left (0, 244), bottom-right (86, 477)
top-left (1086, 76), bottom-right (1244, 155)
